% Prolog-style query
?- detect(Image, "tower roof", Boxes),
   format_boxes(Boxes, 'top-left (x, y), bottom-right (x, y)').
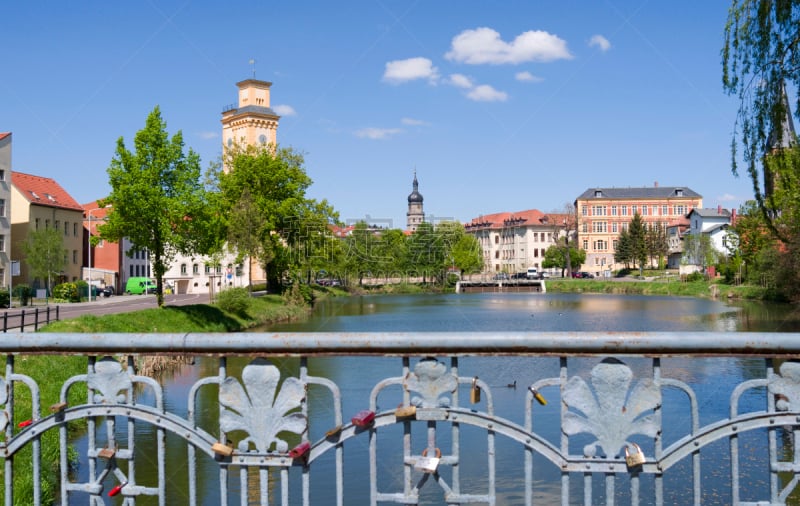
top-left (767, 82), bottom-right (798, 151)
top-left (407, 173), bottom-right (423, 203)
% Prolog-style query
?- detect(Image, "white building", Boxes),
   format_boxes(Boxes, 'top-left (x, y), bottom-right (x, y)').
top-left (464, 209), bottom-right (569, 274)
top-left (0, 133), bottom-right (11, 290)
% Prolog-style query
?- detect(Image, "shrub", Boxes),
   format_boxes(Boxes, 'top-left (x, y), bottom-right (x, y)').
top-left (13, 284), bottom-right (32, 306)
top-left (216, 287), bottom-right (251, 317)
top-left (53, 282), bottom-right (80, 302)
top-left (0, 289), bottom-right (9, 308)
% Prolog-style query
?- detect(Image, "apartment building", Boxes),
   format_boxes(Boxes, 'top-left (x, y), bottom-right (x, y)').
top-left (10, 172), bottom-right (85, 289)
top-left (575, 185), bottom-right (703, 274)
top-left (465, 209), bottom-right (569, 274)
top-left (0, 133), bottom-right (12, 289)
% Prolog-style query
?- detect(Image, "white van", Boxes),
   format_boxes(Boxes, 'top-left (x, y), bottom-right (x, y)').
top-left (526, 268), bottom-right (539, 279)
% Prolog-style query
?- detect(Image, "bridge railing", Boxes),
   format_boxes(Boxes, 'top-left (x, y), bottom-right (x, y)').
top-left (2, 332), bottom-right (800, 505)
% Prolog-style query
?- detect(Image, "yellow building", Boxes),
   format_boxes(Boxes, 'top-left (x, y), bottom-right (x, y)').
top-left (574, 185), bottom-right (702, 275)
top-left (11, 171), bottom-right (85, 289)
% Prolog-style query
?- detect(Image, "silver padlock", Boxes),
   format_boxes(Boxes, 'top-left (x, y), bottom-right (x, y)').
top-left (414, 447), bottom-right (441, 474)
top-left (625, 443), bottom-right (646, 467)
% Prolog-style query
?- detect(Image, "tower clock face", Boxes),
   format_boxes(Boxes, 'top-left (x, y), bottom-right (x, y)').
top-left (258, 134), bottom-right (267, 144)
top-left (227, 138), bottom-right (233, 147)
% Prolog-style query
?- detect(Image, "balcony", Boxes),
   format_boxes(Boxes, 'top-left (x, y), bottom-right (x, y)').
top-left (2, 331), bottom-right (800, 505)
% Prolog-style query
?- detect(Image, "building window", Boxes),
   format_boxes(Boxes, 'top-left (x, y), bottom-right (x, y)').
top-left (494, 236), bottom-right (499, 244)
top-left (632, 205), bottom-right (638, 215)
top-left (675, 204), bottom-right (686, 216)
top-left (205, 264), bottom-right (211, 274)
top-left (613, 239), bottom-right (619, 250)
top-left (641, 206), bottom-right (648, 216)
top-left (582, 223), bottom-right (588, 233)
top-left (582, 240), bottom-right (588, 250)
top-left (594, 239), bottom-right (607, 251)
top-left (193, 264), bottom-right (199, 275)
top-left (592, 221), bottom-right (607, 233)
top-left (661, 205), bottom-right (668, 216)
top-left (73, 250), bottom-right (78, 264)
top-left (621, 206), bottom-right (628, 216)
top-left (216, 264), bottom-right (222, 274)
top-left (45, 219), bottom-right (50, 229)
top-left (130, 265), bottom-right (134, 277)
top-left (0, 170), bottom-right (4, 181)
top-left (612, 222), bottom-right (618, 233)
top-left (592, 205), bottom-right (606, 216)
top-left (180, 264), bottom-right (187, 275)
top-left (611, 205), bottom-right (617, 216)
top-left (0, 235), bottom-right (4, 252)
top-left (0, 199), bottom-right (5, 217)
top-left (581, 206), bottom-right (588, 216)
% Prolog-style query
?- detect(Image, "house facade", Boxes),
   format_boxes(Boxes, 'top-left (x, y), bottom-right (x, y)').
top-left (574, 185), bottom-right (703, 274)
top-left (683, 207), bottom-right (736, 267)
top-left (0, 133), bottom-right (12, 290)
top-left (464, 209), bottom-right (568, 274)
top-left (10, 172), bottom-right (84, 290)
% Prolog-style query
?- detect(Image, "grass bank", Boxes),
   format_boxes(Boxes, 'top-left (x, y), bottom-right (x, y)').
top-left (545, 278), bottom-right (773, 300)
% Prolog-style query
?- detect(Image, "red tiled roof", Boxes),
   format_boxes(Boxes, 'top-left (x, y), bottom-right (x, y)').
top-left (466, 209), bottom-right (557, 229)
top-left (12, 171), bottom-right (83, 211)
top-left (0, 132), bottom-right (10, 141)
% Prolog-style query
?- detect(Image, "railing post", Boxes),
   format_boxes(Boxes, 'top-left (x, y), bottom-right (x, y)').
top-left (2, 311), bottom-right (6, 333)
top-left (20, 309), bottom-right (25, 332)
top-left (34, 307), bottom-right (39, 331)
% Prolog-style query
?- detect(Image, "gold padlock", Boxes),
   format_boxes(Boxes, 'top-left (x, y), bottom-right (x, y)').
top-left (470, 376), bottom-right (481, 404)
top-left (414, 447), bottom-right (441, 474)
top-left (625, 443), bottom-right (645, 467)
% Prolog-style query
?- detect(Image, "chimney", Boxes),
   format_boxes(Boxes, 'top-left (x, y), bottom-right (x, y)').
top-left (731, 208), bottom-right (737, 224)
top-left (654, 181), bottom-right (659, 187)
top-left (717, 204), bottom-right (722, 214)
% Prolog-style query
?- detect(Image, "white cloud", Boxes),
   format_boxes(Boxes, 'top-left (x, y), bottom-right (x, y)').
top-left (447, 73), bottom-right (474, 89)
top-left (401, 117), bottom-right (428, 126)
top-left (589, 34), bottom-right (611, 52)
top-left (197, 131), bottom-right (218, 140)
top-left (445, 27), bottom-right (572, 65)
top-left (273, 104), bottom-right (296, 116)
top-left (382, 57), bottom-right (440, 84)
top-left (717, 193), bottom-right (739, 202)
top-left (355, 127), bottom-right (403, 140)
top-left (466, 85), bottom-right (508, 102)
top-left (515, 71), bottom-right (543, 83)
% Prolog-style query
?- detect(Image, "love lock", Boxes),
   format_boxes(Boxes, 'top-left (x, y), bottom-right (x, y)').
top-left (625, 443), bottom-right (646, 468)
top-left (470, 376), bottom-right (481, 404)
top-left (415, 447), bottom-right (441, 474)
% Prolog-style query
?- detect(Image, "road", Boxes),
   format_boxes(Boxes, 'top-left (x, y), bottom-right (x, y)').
top-left (44, 292), bottom-right (214, 321)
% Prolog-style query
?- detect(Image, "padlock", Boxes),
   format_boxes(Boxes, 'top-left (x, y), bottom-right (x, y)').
top-left (351, 410), bottom-right (375, 428)
top-left (414, 447), bottom-right (441, 474)
top-left (470, 377), bottom-right (481, 404)
top-left (528, 386), bottom-right (547, 406)
top-left (625, 443), bottom-right (646, 467)
top-left (108, 481), bottom-right (127, 497)
top-left (394, 404), bottom-right (417, 418)
top-left (288, 441), bottom-right (311, 460)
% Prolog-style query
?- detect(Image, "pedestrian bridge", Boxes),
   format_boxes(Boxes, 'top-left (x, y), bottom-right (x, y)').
top-left (2, 332), bottom-right (800, 505)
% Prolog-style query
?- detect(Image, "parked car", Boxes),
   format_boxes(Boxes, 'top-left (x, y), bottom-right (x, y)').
top-left (492, 273), bottom-right (510, 281)
top-left (526, 268), bottom-right (539, 279)
top-left (101, 286), bottom-right (115, 297)
top-left (572, 271), bottom-right (595, 279)
top-left (510, 272), bottom-right (527, 279)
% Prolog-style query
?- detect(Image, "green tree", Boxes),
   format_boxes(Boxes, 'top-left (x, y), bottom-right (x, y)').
top-left (628, 213), bottom-right (648, 273)
top-left (614, 228), bottom-right (633, 268)
top-left (543, 245), bottom-right (586, 277)
top-left (732, 200), bottom-right (776, 281)
top-left (342, 221), bottom-right (381, 286)
top-left (645, 223), bottom-right (668, 269)
top-left (406, 222), bottom-right (443, 283)
top-left (434, 221), bottom-right (483, 278)
top-left (216, 142), bottom-right (337, 292)
top-left (682, 234), bottom-right (719, 271)
top-left (100, 106), bottom-right (212, 307)
top-left (22, 227), bottom-right (66, 297)
top-left (723, 1), bottom-right (800, 239)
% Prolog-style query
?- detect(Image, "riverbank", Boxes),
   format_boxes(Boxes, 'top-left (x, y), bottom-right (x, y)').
top-left (544, 278), bottom-right (775, 300)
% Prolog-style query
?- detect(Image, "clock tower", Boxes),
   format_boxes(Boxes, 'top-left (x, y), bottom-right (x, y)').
top-left (221, 79), bottom-right (280, 166)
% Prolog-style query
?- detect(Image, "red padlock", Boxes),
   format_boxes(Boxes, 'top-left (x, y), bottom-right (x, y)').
top-left (288, 441), bottom-right (310, 459)
top-left (18, 419), bottom-right (32, 428)
top-left (351, 410), bottom-right (375, 427)
top-left (108, 481), bottom-right (127, 497)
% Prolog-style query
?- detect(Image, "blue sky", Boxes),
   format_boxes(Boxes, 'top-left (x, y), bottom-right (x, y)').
top-left (2, 1), bottom-right (766, 229)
